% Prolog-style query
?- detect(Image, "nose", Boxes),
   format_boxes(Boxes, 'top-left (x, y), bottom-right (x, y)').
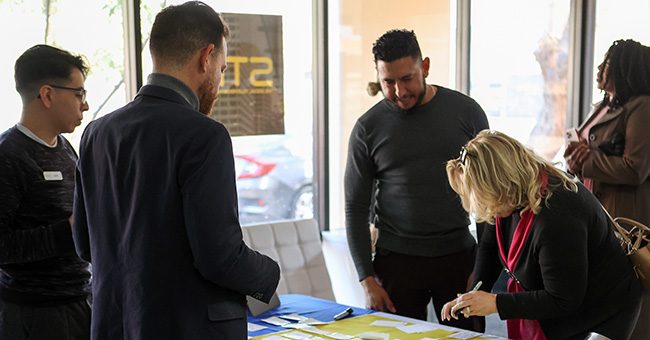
top-left (395, 82), bottom-right (405, 98)
top-left (81, 101), bottom-right (90, 112)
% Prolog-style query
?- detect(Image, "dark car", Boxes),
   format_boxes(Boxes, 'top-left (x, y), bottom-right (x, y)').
top-left (233, 135), bottom-right (313, 225)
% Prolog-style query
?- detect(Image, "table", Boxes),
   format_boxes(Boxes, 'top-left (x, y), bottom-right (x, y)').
top-left (247, 294), bottom-right (507, 339)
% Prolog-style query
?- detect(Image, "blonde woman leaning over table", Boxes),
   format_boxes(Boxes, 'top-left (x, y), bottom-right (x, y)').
top-left (564, 39), bottom-right (650, 340)
top-left (441, 130), bottom-right (641, 340)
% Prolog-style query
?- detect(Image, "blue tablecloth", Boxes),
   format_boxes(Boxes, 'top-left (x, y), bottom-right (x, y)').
top-left (247, 294), bottom-right (373, 337)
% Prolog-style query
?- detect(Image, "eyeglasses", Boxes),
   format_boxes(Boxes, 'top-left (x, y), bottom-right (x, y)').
top-left (458, 146), bottom-right (469, 166)
top-left (46, 84), bottom-right (87, 104)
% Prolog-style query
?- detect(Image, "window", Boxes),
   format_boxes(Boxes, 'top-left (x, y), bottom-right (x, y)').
top-left (591, 0), bottom-right (650, 108)
top-left (470, 0), bottom-right (571, 161)
top-left (0, 0), bottom-right (127, 149)
top-left (327, 0), bottom-right (456, 229)
top-left (140, 0), bottom-right (315, 225)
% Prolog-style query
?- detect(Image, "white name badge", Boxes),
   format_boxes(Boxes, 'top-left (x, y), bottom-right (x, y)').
top-left (43, 171), bottom-right (63, 181)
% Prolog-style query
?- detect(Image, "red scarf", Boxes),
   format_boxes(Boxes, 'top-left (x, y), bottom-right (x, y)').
top-left (495, 174), bottom-right (548, 340)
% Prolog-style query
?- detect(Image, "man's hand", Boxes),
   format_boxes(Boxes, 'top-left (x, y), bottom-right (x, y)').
top-left (360, 276), bottom-right (396, 313)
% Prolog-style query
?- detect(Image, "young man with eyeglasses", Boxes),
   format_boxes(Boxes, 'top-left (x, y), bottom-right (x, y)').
top-left (0, 44), bottom-right (91, 340)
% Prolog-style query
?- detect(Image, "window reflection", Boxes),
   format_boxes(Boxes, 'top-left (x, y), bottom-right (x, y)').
top-left (140, 0), bottom-right (315, 225)
top-left (470, 0), bottom-right (570, 160)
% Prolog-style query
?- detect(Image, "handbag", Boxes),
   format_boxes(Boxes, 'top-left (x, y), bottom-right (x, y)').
top-left (601, 206), bottom-right (650, 289)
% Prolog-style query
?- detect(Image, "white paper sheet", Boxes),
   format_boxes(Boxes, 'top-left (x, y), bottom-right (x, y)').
top-left (247, 322), bottom-right (267, 332)
top-left (280, 313), bottom-right (309, 322)
top-left (448, 330), bottom-right (483, 339)
top-left (396, 323), bottom-right (438, 334)
top-left (369, 320), bottom-right (408, 327)
top-left (261, 316), bottom-right (290, 326)
top-left (282, 331), bottom-right (314, 339)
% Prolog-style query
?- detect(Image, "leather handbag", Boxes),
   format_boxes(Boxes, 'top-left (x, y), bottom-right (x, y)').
top-left (602, 206), bottom-right (650, 289)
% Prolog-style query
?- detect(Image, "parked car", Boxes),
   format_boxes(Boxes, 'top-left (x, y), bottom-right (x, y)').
top-left (233, 135), bottom-right (313, 225)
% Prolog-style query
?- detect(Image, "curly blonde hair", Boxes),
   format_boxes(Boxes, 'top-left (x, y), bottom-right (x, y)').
top-left (446, 130), bottom-right (578, 224)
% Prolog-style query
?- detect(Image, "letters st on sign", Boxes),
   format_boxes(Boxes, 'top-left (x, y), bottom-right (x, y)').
top-left (211, 13), bottom-right (284, 136)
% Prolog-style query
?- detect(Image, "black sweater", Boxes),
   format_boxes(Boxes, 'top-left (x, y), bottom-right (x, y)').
top-left (345, 86), bottom-right (489, 280)
top-left (475, 180), bottom-right (641, 339)
top-left (0, 126), bottom-right (90, 306)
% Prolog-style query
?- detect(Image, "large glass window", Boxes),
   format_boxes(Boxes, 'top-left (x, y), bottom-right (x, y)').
top-left (0, 0), bottom-right (127, 149)
top-left (140, 0), bottom-right (315, 225)
top-left (327, 0), bottom-right (457, 229)
top-left (592, 0), bottom-right (650, 107)
top-left (470, 0), bottom-right (571, 161)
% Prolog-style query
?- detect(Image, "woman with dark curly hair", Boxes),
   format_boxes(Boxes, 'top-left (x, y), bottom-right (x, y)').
top-left (564, 39), bottom-right (650, 339)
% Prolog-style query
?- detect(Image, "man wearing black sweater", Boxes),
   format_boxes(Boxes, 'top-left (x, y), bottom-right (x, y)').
top-left (345, 30), bottom-right (489, 331)
top-left (0, 45), bottom-right (91, 339)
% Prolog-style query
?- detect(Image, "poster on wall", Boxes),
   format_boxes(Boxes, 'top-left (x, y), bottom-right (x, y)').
top-left (210, 13), bottom-right (285, 136)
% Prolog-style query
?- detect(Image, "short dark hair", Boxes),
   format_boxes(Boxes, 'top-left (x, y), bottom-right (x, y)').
top-left (372, 29), bottom-right (422, 63)
top-left (14, 44), bottom-right (89, 100)
top-left (150, 1), bottom-right (230, 65)
top-left (602, 39), bottom-right (650, 108)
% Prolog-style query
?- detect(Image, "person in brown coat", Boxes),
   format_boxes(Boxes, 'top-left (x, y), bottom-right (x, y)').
top-left (564, 38), bottom-right (650, 340)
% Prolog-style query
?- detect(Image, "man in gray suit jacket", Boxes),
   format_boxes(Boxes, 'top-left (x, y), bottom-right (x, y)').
top-left (72, 2), bottom-right (280, 339)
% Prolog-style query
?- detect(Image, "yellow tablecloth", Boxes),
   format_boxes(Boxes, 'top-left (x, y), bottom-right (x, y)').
top-left (251, 313), bottom-right (495, 339)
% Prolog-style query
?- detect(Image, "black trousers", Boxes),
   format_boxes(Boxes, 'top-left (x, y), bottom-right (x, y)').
top-left (373, 246), bottom-right (485, 332)
top-left (0, 298), bottom-right (90, 340)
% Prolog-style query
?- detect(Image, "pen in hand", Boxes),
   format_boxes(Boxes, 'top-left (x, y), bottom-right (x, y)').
top-left (452, 281), bottom-right (482, 319)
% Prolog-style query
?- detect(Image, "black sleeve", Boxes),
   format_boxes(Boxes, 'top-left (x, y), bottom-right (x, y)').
top-left (73, 123), bottom-right (92, 262)
top-left (179, 123), bottom-right (280, 303)
top-left (472, 223), bottom-right (502, 291)
top-left (0, 154), bottom-right (75, 265)
top-left (344, 121), bottom-right (376, 280)
top-left (471, 101), bottom-right (490, 135)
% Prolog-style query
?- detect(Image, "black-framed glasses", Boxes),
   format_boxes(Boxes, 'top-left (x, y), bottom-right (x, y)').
top-left (458, 146), bottom-right (469, 166)
top-left (47, 84), bottom-right (87, 104)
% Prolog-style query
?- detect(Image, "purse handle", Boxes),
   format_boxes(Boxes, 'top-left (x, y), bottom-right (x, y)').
top-left (600, 203), bottom-right (650, 253)
top-left (614, 217), bottom-right (650, 249)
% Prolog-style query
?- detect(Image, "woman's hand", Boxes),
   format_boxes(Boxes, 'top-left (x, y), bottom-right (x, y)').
top-left (441, 291), bottom-right (497, 321)
top-left (441, 297), bottom-right (460, 321)
top-left (564, 142), bottom-right (590, 175)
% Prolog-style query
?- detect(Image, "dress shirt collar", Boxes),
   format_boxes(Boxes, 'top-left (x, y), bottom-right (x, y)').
top-left (146, 73), bottom-right (199, 111)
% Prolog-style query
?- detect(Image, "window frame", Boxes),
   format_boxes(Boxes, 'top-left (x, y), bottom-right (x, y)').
top-left (122, 0), bottom-right (602, 231)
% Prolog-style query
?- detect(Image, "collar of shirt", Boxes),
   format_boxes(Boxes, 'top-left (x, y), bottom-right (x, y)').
top-left (146, 73), bottom-right (199, 111)
top-left (15, 123), bottom-right (58, 148)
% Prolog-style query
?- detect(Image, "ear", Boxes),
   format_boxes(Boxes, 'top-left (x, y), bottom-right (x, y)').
top-left (37, 84), bottom-right (54, 109)
top-left (421, 57), bottom-right (431, 78)
top-left (198, 43), bottom-right (216, 73)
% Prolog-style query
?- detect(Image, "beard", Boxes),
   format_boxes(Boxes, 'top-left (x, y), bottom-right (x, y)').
top-left (390, 77), bottom-right (428, 113)
top-left (412, 78), bottom-right (427, 108)
top-left (198, 77), bottom-right (218, 115)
